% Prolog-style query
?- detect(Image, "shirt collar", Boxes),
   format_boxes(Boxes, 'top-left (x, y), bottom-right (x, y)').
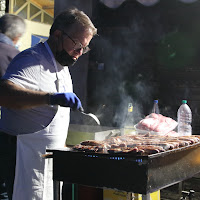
top-left (0, 33), bottom-right (14, 46)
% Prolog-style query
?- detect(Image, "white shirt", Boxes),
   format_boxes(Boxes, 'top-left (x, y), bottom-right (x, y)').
top-left (0, 42), bottom-right (73, 135)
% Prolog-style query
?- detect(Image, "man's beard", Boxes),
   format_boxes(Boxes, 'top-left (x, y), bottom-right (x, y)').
top-left (55, 49), bottom-right (77, 66)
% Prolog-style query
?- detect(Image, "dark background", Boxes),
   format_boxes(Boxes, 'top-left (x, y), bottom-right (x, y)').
top-left (85, 0), bottom-right (200, 134)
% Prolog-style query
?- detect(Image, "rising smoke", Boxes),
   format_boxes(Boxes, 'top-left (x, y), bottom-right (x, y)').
top-left (91, 7), bottom-right (164, 127)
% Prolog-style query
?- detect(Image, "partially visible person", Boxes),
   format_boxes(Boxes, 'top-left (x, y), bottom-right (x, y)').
top-left (0, 14), bottom-right (26, 77)
top-left (0, 8), bottom-right (97, 200)
top-left (0, 13), bottom-right (26, 200)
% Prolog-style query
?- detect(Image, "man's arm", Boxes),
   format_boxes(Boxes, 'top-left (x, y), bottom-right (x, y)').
top-left (0, 79), bottom-right (82, 110)
top-left (0, 79), bottom-right (49, 109)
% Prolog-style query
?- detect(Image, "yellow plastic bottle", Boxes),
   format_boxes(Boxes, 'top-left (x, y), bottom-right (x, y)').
top-left (123, 103), bottom-right (136, 135)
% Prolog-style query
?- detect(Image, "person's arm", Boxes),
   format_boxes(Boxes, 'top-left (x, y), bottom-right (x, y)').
top-left (0, 79), bottom-right (49, 109)
top-left (0, 79), bottom-right (82, 110)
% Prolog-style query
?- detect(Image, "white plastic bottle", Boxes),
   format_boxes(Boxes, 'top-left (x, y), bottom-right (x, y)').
top-left (177, 100), bottom-right (192, 136)
top-left (152, 100), bottom-right (160, 114)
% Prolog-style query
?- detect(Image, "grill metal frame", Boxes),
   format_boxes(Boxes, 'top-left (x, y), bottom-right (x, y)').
top-left (48, 142), bottom-right (200, 195)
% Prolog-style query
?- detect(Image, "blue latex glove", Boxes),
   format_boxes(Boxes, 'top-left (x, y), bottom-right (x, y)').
top-left (49, 92), bottom-right (82, 110)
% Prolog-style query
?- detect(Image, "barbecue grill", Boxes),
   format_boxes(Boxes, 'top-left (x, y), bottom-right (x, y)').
top-left (48, 141), bottom-right (200, 200)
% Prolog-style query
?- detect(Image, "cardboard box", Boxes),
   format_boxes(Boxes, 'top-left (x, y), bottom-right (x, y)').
top-left (103, 189), bottom-right (160, 200)
top-left (103, 190), bottom-right (132, 200)
top-left (133, 193), bottom-right (142, 200)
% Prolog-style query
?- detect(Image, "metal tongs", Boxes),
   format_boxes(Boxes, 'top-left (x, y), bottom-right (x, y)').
top-left (79, 107), bottom-right (100, 125)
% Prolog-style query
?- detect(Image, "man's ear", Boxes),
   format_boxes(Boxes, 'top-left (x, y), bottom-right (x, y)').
top-left (53, 30), bottom-right (62, 40)
top-left (50, 30), bottom-right (63, 51)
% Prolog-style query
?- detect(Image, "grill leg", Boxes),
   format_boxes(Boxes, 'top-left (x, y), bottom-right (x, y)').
top-left (53, 180), bottom-right (60, 200)
top-left (179, 182), bottom-right (183, 195)
top-left (142, 193), bottom-right (151, 200)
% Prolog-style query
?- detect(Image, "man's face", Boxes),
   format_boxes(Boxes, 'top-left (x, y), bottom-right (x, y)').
top-left (56, 23), bottom-right (93, 66)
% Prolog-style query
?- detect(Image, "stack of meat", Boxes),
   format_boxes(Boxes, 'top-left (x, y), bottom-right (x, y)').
top-left (135, 113), bottom-right (178, 136)
top-left (73, 134), bottom-right (200, 155)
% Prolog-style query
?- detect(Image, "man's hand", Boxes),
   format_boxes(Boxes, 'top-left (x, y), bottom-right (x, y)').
top-left (49, 93), bottom-right (82, 110)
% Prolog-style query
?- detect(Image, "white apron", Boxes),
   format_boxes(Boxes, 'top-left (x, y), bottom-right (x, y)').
top-left (12, 42), bottom-right (72, 200)
top-left (12, 105), bottom-right (68, 200)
